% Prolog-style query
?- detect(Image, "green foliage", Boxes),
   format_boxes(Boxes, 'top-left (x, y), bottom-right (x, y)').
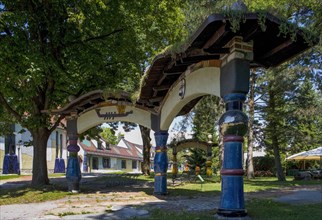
top-left (254, 57), bottom-right (322, 180)
top-left (253, 156), bottom-right (276, 173)
top-left (100, 127), bottom-right (117, 145)
top-left (186, 148), bottom-right (206, 172)
top-left (0, 0), bottom-right (186, 129)
top-left (79, 126), bottom-right (103, 141)
top-left (0, 1), bottom-right (186, 185)
top-left (191, 96), bottom-right (223, 172)
top-left (192, 96), bottom-right (223, 142)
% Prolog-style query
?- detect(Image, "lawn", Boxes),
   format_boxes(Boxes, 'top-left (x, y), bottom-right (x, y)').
top-left (0, 174), bottom-right (25, 181)
top-left (130, 201), bottom-right (322, 220)
top-left (0, 185), bottom-right (70, 205)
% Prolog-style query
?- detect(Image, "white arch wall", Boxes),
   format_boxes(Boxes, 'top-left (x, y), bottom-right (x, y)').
top-left (160, 66), bottom-right (221, 130)
top-left (77, 106), bottom-right (152, 134)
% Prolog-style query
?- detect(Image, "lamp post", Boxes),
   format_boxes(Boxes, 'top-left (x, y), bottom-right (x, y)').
top-left (17, 140), bottom-right (22, 175)
top-left (206, 134), bottom-right (213, 177)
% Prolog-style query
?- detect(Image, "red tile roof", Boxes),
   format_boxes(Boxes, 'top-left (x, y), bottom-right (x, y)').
top-left (79, 139), bottom-right (143, 161)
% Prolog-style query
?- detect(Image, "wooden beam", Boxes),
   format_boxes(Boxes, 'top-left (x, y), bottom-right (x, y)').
top-left (157, 72), bottom-right (182, 86)
top-left (153, 85), bottom-right (171, 97)
top-left (153, 85), bottom-right (171, 92)
top-left (259, 39), bottom-right (293, 59)
top-left (242, 24), bottom-right (260, 42)
top-left (76, 106), bottom-right (85, 111)
top-left (203, 24), bottom-right (227, 49)
top-left (149, 97), bottom-right (163, 103)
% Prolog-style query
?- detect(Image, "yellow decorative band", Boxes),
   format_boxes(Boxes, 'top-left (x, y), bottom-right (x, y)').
top-left (155, 148), bottom-right (167, 153)
top-left (155, 172), bottom-right (166, 176)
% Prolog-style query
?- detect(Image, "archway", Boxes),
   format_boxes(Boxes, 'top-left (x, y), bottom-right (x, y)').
top-left (170, 139), bottom-right (213, 177)
top-left (46, 12), bottom-right (315, 217)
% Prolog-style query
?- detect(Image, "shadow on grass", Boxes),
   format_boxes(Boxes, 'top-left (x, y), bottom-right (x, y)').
top-left (78, 173), bottom-right (221, 198)
top-left (0, 173), bottom-right (220, 205)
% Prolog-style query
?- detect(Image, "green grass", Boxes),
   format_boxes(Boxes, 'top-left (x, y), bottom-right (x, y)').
top-left (0, 174), bottom-right (27, 181)
top-left (0, 173), bottom-right (64, 181)
top-left (244, 177), bottom-right (322, 192)
top-left (0, 185), bottom-right (70, 205)
top-left (135, 208), bottom-right (217, 220)
top-left (247, 199), bottom-right (322, 220)
top-left (130, 200), bottom-right (322, 220)
top-left (48, 173), bottom-right (65, 178)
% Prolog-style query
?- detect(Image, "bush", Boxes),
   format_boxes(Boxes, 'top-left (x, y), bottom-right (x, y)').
top-left (254, 170), bottom-right (275, 177)
top-left (253, 156), bottom-right (276, 173)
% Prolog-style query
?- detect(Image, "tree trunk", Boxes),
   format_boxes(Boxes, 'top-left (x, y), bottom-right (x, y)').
top-left (139, 125), bottom-right (151, 175)
top-left (246, 70), bottom-right (255, 179)
top-left (269, 89), bottom-right (286, 181)
top-left (272, 133), bottom-right (286, 181)
top-left (31, 128), bottom-right (51, 186)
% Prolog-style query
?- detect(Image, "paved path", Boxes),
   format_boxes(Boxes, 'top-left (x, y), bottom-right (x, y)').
top-left (273, 189), bottom-right (322, 204)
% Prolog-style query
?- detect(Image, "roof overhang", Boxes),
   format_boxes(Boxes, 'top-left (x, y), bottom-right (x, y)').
top-left (137, 12), bottom-right (318, 112)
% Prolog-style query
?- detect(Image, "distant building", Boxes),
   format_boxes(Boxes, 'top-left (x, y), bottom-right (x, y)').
top-left (243, 148), bottom-right (266, 169)
top-left (1, 124), bottom-right (154, 174)
top-left (79, 137), bottom-right (148, 173)
top-left (0, 124), bottom-right (67, 174)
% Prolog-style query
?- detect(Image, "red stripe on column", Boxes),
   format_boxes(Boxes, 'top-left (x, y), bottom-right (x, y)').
top-left (69, 140), bottom-right (77, 145)
top-left (223, 135), bottom-right (244, 142)
top-left (220, 169), bottom-right (244, 176)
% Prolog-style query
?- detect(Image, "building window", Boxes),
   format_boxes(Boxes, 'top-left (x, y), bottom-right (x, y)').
top-left (97, 140), bottom-right (102, 149)
top-left (121, 160), bottom-right (126, 169)
top-left (132, 160), bottom-right (137, 169)
top-left (103, 157), bottom-right (110, 168)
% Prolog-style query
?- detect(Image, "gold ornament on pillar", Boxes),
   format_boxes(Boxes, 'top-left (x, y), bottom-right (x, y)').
top-left (172, 153), bottom-right (178, 177)
top-left (117, 105), bottom-right (126, 114)
top-left (206, 160), bottom-right (213, 177)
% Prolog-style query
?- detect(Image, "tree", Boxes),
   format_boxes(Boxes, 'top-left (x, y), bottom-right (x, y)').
top-left (246, 70), bottom-right (256, 179)
top-left (139, 125), bottom-right (151, 175)
top-left (191, 96), bottom-right (223, 172)
top-left (256, 59), bottom-right (322, 181)
top-left (182, 0), bottom-right (321, 181)
top-left (186, 148), bottom-right (206, 173)
top-left (100, 127), bottom-right (117, 145)
top-left (0, 0), bottom-right (186, 186)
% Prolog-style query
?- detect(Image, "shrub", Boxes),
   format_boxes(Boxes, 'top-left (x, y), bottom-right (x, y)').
top-left (254, 170), bottom-right (275, 177)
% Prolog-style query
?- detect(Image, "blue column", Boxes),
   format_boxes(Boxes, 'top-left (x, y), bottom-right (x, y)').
top-left (2, 154), bottom-right (19, 174)
top-left (83, 152), bottom-right (88, 172)
top-left (217, 93), bottom-right (248, 217)
top-left (54, 158), bottom-right (66, 173)
top-left (66, 134), bottom-right (82, 192)
top-left (154, 131), bottom-right (169, 195)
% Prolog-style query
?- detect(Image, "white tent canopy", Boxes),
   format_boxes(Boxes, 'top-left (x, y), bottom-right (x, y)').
top-left (286, 147), bottom-right (322, 161)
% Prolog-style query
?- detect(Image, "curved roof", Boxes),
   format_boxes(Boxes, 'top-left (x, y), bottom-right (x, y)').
top-left (137, 12), bottom-right (317, 111)
top-left (172, 139), bottom-right (210, 153)
top-left (48, 90), bottom-right (133, 116)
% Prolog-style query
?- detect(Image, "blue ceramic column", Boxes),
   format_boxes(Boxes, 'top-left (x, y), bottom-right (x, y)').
top-left (217, 93), bottom-right (248, 217)
top-left (154, 131), bottom-right (169, 195)
top-left (83, 152), bottom-right (88, 172)
top-left (66, 117), bottom-right (81, 192)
